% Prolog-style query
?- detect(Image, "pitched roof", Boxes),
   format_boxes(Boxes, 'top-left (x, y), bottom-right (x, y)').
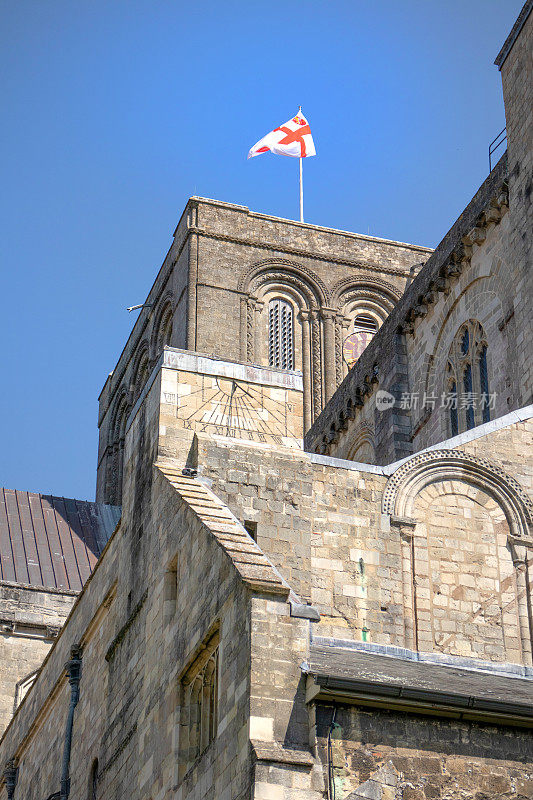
top-left (0, 488), bottom-right (121, 592)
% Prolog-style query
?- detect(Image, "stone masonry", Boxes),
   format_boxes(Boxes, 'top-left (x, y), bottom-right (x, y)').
top-left (0, 5), bottom-right (531, 800)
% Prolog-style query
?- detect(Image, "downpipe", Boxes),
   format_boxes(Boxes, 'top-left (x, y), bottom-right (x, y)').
top-left (60, 644), bottom-right (83, 800)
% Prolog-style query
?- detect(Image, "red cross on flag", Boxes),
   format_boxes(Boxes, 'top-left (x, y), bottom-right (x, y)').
top-left (247, 110), bottom-right (316, 159)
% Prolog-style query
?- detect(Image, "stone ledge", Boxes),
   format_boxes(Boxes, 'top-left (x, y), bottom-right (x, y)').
top-left (251, 740), bottom-right (315, 767)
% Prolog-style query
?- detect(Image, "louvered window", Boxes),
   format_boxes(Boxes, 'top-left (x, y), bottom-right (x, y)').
top-left (353, 313), bottom-right (378, 334)
top-left (268, 299), bottom-right (294, 370)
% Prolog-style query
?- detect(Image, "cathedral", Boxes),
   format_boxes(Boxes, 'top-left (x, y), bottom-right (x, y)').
top-left (0, 4), bottom-right (532, 799)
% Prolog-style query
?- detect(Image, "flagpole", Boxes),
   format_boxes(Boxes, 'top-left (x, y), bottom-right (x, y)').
top-left (298, 105), bottom-right (304, 223)
top-left (299, 156), bottom-right (304, 223)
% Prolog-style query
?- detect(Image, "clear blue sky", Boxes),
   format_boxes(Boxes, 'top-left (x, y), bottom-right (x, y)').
top-left (0, 0), bottom-right (521, 501)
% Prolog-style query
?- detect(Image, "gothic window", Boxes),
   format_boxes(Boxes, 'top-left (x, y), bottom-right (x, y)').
top-left (268, 299), bottom-right (294, 370)
top-left (449, 381), bottom-right (458, 437)
top-left (446, 320), bottom-right (490, 436)
top-left (180, 631), bottom-right (219, 773)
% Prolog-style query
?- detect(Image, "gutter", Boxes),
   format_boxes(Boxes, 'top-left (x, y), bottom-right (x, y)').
top-left (307, 673), bottom-right (533, 727)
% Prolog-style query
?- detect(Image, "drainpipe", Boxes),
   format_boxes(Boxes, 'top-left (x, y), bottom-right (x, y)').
top-left (60, 644), bottom-right (83, 800)
top-left (3, 759), bottom-right (18, 800)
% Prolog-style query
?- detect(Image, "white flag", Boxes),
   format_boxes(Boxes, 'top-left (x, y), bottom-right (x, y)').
top-left (248, 110), bottom-right (316, 159)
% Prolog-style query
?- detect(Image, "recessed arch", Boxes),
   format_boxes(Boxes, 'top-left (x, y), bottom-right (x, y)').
top-left (330, 275), bottom-right (402, 308)
top-left (151, 295), bottom-right (174, 357)
top-left (423, 274), bottom-right (504, 401)
top-left (131, 341), bottom-right (150, 399)
top-left (382, 449), bottom-right (533, 540)
top-left (238, 259), bottom-right (327, 308)
top-left (346, 423), bottom-right (375, 463)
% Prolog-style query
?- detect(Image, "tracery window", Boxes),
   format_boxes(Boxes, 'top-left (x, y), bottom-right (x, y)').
top-left (446, 320), bottom-right (490, 435)
top-left (180, 631), bottom-right (219, 773)
top-left (268, 299), bottom-right (294, 369)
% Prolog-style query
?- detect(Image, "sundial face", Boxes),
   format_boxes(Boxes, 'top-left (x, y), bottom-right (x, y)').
top-left (174, 375), bottom-right (300, 446)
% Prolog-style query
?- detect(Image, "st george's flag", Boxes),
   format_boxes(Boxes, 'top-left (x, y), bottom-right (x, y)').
top-left (247, 110), bottom-right (316, 159)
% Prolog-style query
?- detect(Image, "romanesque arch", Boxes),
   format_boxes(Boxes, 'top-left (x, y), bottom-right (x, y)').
top-left (151, 295), bottom-right (174, 360)
top-left (421, 271), bottom-right (507, 442)
top-left (346, 422), bottom-right (375, 463)
top-left (107, 389), bottom-right (131, 505)
top-left (131, 341), bottom-right (150, 401)
top-left (382, 449), bottom-right (533, 665)
top-left (238, 260), bottom-right (327, 429)
top-left (331, 277), bottom-right (401, 383)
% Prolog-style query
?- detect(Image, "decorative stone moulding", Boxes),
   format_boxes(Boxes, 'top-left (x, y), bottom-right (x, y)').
top-left (310, 179), bottom-right (509, 450)
top-left (396, 180), bottom-right (509, 339)
top-left (382, 448), bottom-right (533, 541)
top-left (319, 371), bottom-right (379, 454)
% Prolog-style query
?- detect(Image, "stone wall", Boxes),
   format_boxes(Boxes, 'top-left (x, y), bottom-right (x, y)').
top-left (148, 362), bottom-right (533, 665)
top-left (497, 2), bottom-right (533, 410)
top-left (1, 360), bottom-right (531, 800)
top-left (97, 198), bottom-right (431, 504)
top-left (306, 6), bottom-right (532, 466)
top-left (315, 703), bottom-right (533, 800)
top-left (0, 583), bottom-right (75, 736)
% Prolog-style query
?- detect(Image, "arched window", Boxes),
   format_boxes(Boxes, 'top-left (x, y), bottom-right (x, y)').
top-left (353, 313), bottom-right (378, 335)
top-left (342, 313), bottom-right (379, 369)
top-left (268, 299), bottom-right (294, 369)
top-left (479, 345), bottom-right (490, 423)
top-left (133, 350), bottom-right (150, 399)
top-left (446, 320), bottom-right (490, 436)
top-left (449, 381), bottom-right (458, 437)
top-left (180, 632), bottom-right (219, 774)
top-left (154, 304), bottom-right (173, 355)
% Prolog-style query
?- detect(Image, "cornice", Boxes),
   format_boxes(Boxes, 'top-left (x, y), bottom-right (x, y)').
top-left (193, 227), bottom-right (416, 278)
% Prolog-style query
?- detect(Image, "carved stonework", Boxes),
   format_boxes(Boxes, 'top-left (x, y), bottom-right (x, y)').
top-left (382, 449), bottom-right (533, 540)
top-left (311, 311), bottom-right (322, 419)
top-left (334, 315), bottom-right (344, 386)
top-left (246, 298), bottom-right (256, 362)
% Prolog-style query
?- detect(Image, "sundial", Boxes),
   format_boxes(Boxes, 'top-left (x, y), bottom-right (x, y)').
top-left (179, 376), bottom-right (297, 445)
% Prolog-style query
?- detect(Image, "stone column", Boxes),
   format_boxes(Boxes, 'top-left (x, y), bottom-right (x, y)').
top-left (244, 297), bottom-right (257, 363)
top-left (393, 518), bottom-right (418, 651)
top-left (311, 310), bottom-right (322, 420)
top-left (253, 300), bottom-right (264, 365)
top-left (511, 542), bottom-right (532, 666)
top-left (240, 296), bottom-right (248, 361)
top-left (334, 313), bottom-right (345, 388)
top-left (321, 308), bottom-right (337, 403)
top-left (341, 315), bottom-right (351, 380)
top-left (299, 310), bottom-right (312, 432)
